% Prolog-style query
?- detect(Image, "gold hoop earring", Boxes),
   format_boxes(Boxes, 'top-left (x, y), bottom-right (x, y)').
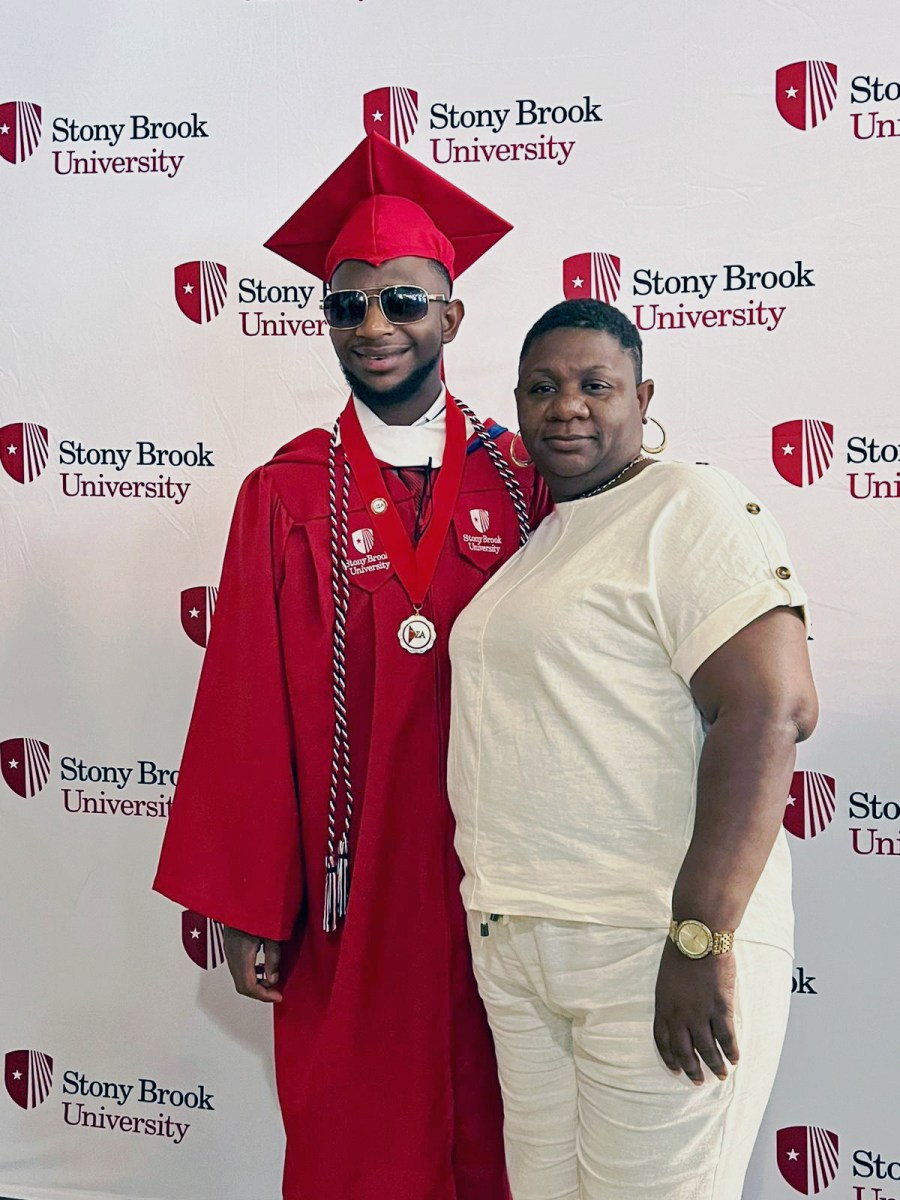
top-left (510, 431), bottom-right (532, 467)
top-left (641, 416), bottom-right (667, 455)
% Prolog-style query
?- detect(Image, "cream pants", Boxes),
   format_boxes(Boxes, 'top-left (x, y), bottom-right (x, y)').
top-left (467, 915), bottom-right (791, 1200)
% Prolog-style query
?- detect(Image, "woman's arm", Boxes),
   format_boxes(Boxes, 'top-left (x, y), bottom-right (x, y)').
top-left (653, 605), bottom-right (818, 1084)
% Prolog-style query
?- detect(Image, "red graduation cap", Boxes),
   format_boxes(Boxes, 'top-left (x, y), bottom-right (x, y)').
top-left (264, 132), bottom-right (512, 282)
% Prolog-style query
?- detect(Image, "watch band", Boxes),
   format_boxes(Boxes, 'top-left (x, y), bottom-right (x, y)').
top-left (669, 918), bottom-right (735, 958)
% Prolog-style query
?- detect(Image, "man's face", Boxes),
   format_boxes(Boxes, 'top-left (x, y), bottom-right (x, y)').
top-left (328, 256), bottom-right (463, 406)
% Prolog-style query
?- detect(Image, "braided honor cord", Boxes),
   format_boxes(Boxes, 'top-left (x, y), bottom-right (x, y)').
top-left (324, 422), bottom-right (354, 932)
top-left (454, 400), bottom-right (530, 548)
top-left (322, 401), bottom-right (533, 929)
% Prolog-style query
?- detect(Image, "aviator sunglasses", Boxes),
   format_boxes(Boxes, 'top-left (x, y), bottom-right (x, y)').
top-left (320, 285), bottom-right (449, 330)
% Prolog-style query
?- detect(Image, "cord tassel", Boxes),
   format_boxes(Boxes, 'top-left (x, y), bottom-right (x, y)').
top-left (337, 835), bottom-right (351, 919)
top-left (323, 855), bottom-right (338, 933)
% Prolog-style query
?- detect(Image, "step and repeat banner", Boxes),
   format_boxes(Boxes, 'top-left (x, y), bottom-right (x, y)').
top-left (2, 2), bottom-right (899, 1198)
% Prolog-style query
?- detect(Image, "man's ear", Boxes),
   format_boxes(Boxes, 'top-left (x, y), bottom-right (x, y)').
top-left (442, 298), bottom-right (465, 345)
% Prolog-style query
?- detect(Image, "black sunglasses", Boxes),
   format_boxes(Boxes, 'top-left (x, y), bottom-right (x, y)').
top-left (320, 285), bottom-right (449, 330)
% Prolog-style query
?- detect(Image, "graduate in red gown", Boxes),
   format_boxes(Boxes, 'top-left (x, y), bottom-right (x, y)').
top-left (154, 132), bottom-right (549, 1200)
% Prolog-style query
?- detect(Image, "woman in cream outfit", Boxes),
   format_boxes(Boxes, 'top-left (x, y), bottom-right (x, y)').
top-left (447, 299), bottom-right (818, 1200)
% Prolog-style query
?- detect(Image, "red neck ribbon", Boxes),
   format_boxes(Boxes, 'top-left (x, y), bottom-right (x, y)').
top-left (339, 394), bottom-right (466, 610)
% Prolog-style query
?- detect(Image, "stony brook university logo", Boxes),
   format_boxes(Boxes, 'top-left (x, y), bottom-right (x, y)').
top-left (783, 770), bottom-right (836, 840)
top-left (776, 62), bottom-right (838, 131)
top-left (180, 586), bottom-right (218, 648)
top-left (352, 527), bottom-right (375, 555)
top-left (181, 910), bottom-right (226, 970)
top-left (1, 422), bottom-right (49, 484)
top-left (470, 509), bottom-right (490, 534)
top-left (563, 252), bottom-right (621, 304)
top-left (0, 101), bottom-right (42, 165)
top-left (772, 420), bottom-right (834, 487)
top-left (174, 261), bottom-right (227, 324)
top-left (363, 87), bottom-right (419, 146)
top-left (4, 1050), bottom-right (54, 1109)
top-left (1, 738), bottom-right (51, 798)
top-left (777, 1126), bottom-right (840, 1194)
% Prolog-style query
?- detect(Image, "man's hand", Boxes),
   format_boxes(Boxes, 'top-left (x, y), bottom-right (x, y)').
top-left (653, 940), bottom-right (737, 1085)
top-left (223, 926), bottom-right (283, 1003)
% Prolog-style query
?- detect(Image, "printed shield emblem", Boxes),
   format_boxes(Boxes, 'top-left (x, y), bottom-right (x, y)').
top-left (174, 261), bottom-right (227, 324)
top-left (783, 771), bottom-right (836, 840)
top-left (470, 509), bottom-right (490, 534)
top-left (180, 586), bottom-right (218, 648)
top-left (1, 423), bottom-right (49, 484)
top-left (363, 87), bottom-right (419, 146)
top-left (772, 420), bottom-right (833, 487)
top-left (776, 62), bottom-right (838, 131)
top-left (181, 910), bottom-right (226, 970)
top-left (0, 101), bottom-right (42, 165)
top-left (563, 252), bottom-right (621, 303)
top-left (777, 1126), bottom-right (840, 1194)
top-left (352, 527), bottom-right (375, 555)
top-left (4, 1050), bottom-right (53, 1109)
top-left (1, 738), bottom-right (51, 798)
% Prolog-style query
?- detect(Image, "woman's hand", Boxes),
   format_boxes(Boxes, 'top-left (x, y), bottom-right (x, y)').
top-left (653, 940), bottom-right (738, 1085)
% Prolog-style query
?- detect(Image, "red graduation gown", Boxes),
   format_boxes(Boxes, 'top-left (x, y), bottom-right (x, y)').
top-left (154, 417), bottom-right (550, 1200)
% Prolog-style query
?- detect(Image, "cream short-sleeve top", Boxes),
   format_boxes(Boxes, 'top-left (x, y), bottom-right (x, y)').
top-left (447, 461), bottom-right (809, 954)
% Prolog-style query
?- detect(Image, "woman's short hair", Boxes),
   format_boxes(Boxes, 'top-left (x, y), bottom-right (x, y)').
top-left (519, 299), bottom-right (643, 383)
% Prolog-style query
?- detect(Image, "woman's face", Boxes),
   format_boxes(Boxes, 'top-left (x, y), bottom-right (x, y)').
top-left (516, 327), bottom-right (654, 501)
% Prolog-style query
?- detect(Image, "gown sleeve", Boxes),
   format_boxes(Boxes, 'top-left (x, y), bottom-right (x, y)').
top-left (153, 465), bottom-right (303, 942)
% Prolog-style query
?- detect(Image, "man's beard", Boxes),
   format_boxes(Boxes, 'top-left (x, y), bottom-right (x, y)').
top-left (340, 350), bottom-right (442, 414)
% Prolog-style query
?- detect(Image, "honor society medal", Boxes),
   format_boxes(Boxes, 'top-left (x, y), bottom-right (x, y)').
top-left (398, 613), bottom-right (437, 654)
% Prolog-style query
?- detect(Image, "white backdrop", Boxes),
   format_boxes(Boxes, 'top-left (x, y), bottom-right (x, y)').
top-left (2, 3), bottom-right (899, 1197)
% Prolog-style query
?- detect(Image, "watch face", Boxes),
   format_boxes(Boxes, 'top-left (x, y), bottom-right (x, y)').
top-left (676, 920), bottom-right (712, 959)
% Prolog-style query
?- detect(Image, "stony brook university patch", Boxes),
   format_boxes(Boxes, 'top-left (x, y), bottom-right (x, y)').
top-left (776, 62), bottom-right (838, 131)
top-left (777, 1126), bottom-right (840, 1194)
top-left (783, 771), bottom-right (836, 840)
top-left (563, 252), bottom-right (621, 303)
top-left (4, 1050), bottom-right (53, 1109)
top-left (0, 101), bottom-right (42, 165)
top-left (182, 910), bottom-right (226, 970)
top-left (772, 420), bottom-right (834, 487)
top-left (174, 261), bottom-right (227, 324)
top-left (180, 586), bottom-right (218, 647)
top-left (363, 87), bottom-right (419, 146)
top-left (470, 508), bottom-right (490, 534)
top-left (1, 738), bottom-right (51, 798)
top-left (0, 422), bottom-right (49, 484)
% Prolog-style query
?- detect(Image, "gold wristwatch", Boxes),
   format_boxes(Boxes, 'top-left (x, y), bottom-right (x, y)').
top-left (668, 918), bottom-right (734, 959)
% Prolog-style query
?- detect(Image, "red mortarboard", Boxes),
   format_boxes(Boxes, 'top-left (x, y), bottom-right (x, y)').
top-left (264, 132), bottom-right (512, 282)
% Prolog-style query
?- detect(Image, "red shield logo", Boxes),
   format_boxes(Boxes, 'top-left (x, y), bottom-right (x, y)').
top-left (772, 420), bottom-right (833, 487)
top-left (1, 423), bottom-right (49, 484)
top-left (777, 1126), bottom-right (839, 1194)
top-left (776, 62), bottom-right (838, 131)
top-left (563, 252), bottom-right (621, 303)
top-left (4, 1049), bottom-right (53, 1109)
top-left (0, 101), bottom-right (42, 165)
top-left (783, 771), bottom-right (836, 840)
top-left (182, 910), bottom-right (226, 970)
top-left (352, 527), bottom-right (375, 555)
top-left (470, 509), bottom-right (490, 534)
top-left (174, 261), bottom-right (227, 324)
top-left (1, 738), bottom-right (51, 798)
top-left (180, 586), bottom-right (218, 647)
top-left (363, 87), bottom-right (419, 146)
